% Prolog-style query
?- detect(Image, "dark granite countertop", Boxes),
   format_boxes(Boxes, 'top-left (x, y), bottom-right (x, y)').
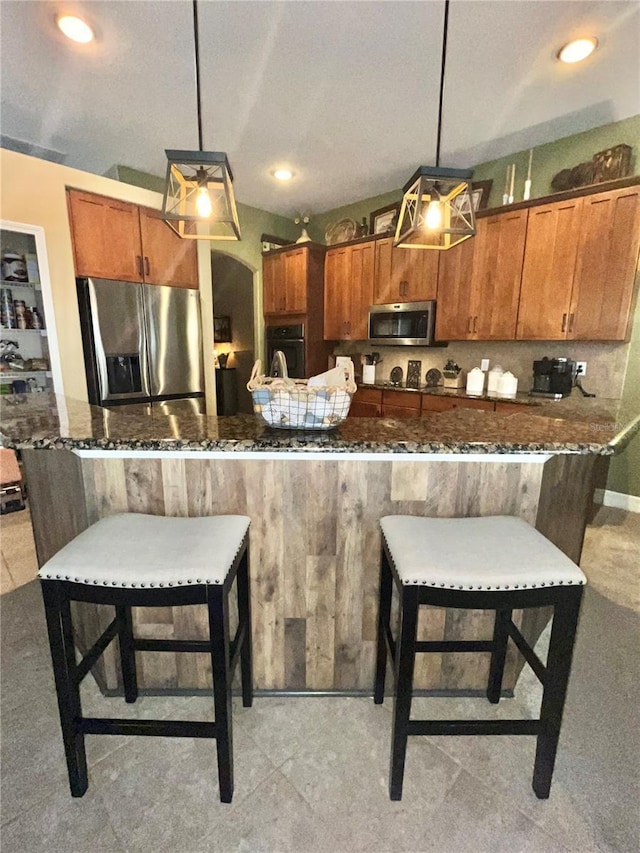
top-left (1, 392), bottom-right (638, 455)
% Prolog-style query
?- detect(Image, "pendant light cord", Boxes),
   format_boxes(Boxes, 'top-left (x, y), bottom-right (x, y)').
top-left (435, 0), bottom-right (450, 168)
top-left (193, 0), bottom-right (204, 151)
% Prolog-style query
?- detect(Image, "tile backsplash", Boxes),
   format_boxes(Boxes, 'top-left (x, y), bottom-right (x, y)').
top-left (334, 339), bottom-right (631, 400)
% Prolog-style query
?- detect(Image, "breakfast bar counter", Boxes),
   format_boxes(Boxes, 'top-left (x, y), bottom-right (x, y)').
top-left (2, 393), bottom-right (638, 695)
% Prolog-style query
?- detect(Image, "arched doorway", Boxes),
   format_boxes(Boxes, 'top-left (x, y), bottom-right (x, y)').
top-left (211, 252), bottom-right (255, 414)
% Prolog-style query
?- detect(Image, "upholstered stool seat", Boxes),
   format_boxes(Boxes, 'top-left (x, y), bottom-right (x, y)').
top-left (374, 514), bottom-right (586, 801)
top-left (39, 513), bottom-right (253, 803)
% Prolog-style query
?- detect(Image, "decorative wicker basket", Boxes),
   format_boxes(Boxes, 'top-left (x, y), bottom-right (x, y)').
top-left (247, 360), bottom-right (356, 430)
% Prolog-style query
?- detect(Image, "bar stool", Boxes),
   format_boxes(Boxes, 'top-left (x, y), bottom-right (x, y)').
top-left (39, 513), bottom-right (253, 804)
top-left (374, 515), bottom-right (586, 801)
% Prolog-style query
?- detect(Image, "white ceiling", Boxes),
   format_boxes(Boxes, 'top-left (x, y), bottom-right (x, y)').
top-left (1, 1), bottom-right (638, 216)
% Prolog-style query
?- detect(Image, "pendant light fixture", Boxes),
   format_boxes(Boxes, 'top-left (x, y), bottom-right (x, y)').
top-left (395, 0), bottom-right (475, 250)
top-left (161, 0), bottom-right (241, 241)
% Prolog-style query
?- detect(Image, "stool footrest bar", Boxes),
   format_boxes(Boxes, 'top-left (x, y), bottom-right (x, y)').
top-left (76, 617), bottom-right (119, 683)
top-left (78, 717), bottom-right (217, 738)
top-left (405, 719), bottom-right (542, 736)
top-left (506, 621), bottom-right (547, 685)
top-left (415, 640), bottom-right (494, 653)
top-left (133, 639), bottom-right (212, 653)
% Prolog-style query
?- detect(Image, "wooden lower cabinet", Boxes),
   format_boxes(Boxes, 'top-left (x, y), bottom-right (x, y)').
top-left (349, 387), bottom-right (382, 417)
top-left (495, 401), bottom-right (531, 413)
top-left (324, 242), bottom-right (374, 340)
top-left (422, 395), bottom-right (494, 413)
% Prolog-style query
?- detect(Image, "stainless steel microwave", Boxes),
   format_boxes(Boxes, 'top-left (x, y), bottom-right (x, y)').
top-left (368, 300), bottom-right (437, 346)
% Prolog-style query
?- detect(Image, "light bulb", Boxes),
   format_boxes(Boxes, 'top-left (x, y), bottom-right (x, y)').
top-left (57, 15), bottom-right (94, 43)
top-left (195, 186), bottom-right (213, 219)
top-left (424, 200), bottom-right (442, 231)
top-left (557, 37), bottom-right (598, 64)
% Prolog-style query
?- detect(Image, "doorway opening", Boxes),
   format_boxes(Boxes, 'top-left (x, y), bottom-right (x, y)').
top-left (211, 252), bottom-right (255, 414)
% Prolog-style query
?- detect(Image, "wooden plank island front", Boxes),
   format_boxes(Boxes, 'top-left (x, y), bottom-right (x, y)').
top-left (5, 394), bottom-right (636, 696)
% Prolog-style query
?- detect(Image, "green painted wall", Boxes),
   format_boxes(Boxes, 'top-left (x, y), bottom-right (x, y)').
top-left (472, 114), bottom-right (640, 208)
top-left (606, 293), bottom-right (640, 498)
top-left (312, 115), bottom-right (640, 237)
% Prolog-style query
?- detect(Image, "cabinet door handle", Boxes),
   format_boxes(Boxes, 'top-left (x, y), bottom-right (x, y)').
top-left (569, 313), bottom-right (575, 332)
top-left (473, 315), bottom-right (477, 333)
top-left (561, 312), bottom-right (567, 332)
top-left (136, 255), bottom-right (143, 277)
top-left (144, 256), bottom-right (150, 276)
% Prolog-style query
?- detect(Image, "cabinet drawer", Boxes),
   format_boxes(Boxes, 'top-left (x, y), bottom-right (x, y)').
top-left (382, 389), bottom-right (421, 410)
top-left (421, 395), bottom-right (457, 412)
top-left (494, 401), bottom-right (532, 414)
top-left (353, 387), bottom-right (383, 405)
top-left (348, 401), bottom-right (382, 417)
top-left (382, 404), bottom-right (421, 419)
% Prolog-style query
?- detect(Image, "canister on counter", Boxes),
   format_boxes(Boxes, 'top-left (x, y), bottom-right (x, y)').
top-left (0, 288), bottom-right (16, 328)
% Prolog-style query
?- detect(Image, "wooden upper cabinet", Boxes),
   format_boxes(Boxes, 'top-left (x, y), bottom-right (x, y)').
top-left (282, 248), bottom-right (308, 313)
top-left (324, 247), bottom-right (352, 339)
top-left (68, 190), bottom-right (199, 287)
top-left (374, 238), bottom-right (438, 304)
top-left (138, 207), bottom-right (198, 288)
top-left (263, 252), bottom-right (283, 314)
top-left (435, 237), bottom-right (476, 340)
top-left (324, 242), bottom-right (374, 340)
top-left (472, 210), bottom-right (528, 340)
top-left (262, 247), bottom-right (308, 315)
top-left (569, 186), bottom-right (640, 340)
top-left (516, 198), bottom-right (583, 340)
top-left (67, 189), bottom-right (142, 282)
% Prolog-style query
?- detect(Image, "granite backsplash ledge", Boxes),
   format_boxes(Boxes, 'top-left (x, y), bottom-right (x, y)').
top-left (334, 339), bottom-right (630, 399)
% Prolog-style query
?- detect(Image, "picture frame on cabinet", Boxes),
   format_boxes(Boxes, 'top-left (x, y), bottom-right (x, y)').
top-left (452, 180), bottom-right (494, 216)
top-left (370, 202), bottom-right (401, 235)
top-left (213, 315), bottom-right (232, 343)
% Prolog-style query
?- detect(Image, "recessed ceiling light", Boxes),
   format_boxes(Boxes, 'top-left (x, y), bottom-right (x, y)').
top-left (557, 37), bottom-right (598, 64)
top-left (57, 14), bottom-right (94, 44)
top-left (273, 168), bottom-right (294, 181)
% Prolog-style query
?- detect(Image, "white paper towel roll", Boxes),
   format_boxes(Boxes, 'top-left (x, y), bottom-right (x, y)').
top-left (362, 365), bottom-right (376, 385)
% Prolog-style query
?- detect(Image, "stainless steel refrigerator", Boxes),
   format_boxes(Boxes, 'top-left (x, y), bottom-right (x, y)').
top-left (77, 278), bottom-right (205, 413)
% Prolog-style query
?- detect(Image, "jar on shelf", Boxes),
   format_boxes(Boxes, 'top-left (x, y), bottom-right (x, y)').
top-left (14, 300), bottom-right (27, 329)
top-left (27, 306), bottom-right (43, 330)
top-left (1, 253), bottom-right (28, 282)
top-left (0, 288), bottom-right (16, 328)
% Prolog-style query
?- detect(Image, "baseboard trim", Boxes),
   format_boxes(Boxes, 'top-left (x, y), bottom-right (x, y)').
top-left (594, 488), bottom-right (640, 513)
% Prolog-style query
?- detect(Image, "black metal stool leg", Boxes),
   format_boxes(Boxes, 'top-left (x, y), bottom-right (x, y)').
top-left (41, 581), bottom-right (88, 797)
top-left (374, 547), bottom-right (393, 704)
top-left (533, 587), bottom-right (583, 799)
top-left (487, 608), bottom-right (512, 704)
top-left (237, 548), bottom-right (254, 708)
top-left (116, 605), bottom-right (138, 704)
top-left (208, 584), bottom-right (234, 803)
top-left (389, 585), bottom-right (419, 801)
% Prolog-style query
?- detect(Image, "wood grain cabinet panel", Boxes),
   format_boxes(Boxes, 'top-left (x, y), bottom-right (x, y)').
top-left (324, 242), bottom-right (374, 340)
top-left (262, 248), bottom-right (308, 315)
top-left (67, 189), bottom-right (142, 282)
top-left (569, 186), bottom-right (640, 341)
top-left (516, 198), bottom-right (583, 340)
top-left (435, 237), bottom-right (476, 340)
top-left (374, 237), bottom-right (438, 304)
top-left (472, 210), bottom-right (528, 340)
top-left (68, 190), bottom-right (199, 288)
top-left (138, 207), bottom-right (198, 288)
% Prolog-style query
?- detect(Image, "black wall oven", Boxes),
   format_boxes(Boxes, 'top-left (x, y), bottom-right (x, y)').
top-left (266, 324), bottom-right (305, 379)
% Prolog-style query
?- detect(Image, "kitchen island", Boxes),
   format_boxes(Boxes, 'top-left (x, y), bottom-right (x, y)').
top-left (2, 393), bottom-right (637, 695)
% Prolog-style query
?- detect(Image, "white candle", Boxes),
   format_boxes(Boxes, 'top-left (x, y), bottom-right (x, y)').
top-left (508, 163), bottom-right (515, 203)
top-left (527, 149), bottom-right (533, 181)
top-left (523, 150), bottom-right (533, 201)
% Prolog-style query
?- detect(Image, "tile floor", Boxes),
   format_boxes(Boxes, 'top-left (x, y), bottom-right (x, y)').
top-left (0, 505), bottom-right (638, 852)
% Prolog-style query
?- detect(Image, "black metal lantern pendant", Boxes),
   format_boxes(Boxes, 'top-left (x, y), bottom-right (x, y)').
top-left (395, 0), bottom-right (475, 250)
top-left (162, 1), bottom-right (241, 241)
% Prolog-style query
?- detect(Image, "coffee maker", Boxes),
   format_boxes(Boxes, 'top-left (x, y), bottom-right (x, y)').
top-left (530, 357), bottom-right (575, 399)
